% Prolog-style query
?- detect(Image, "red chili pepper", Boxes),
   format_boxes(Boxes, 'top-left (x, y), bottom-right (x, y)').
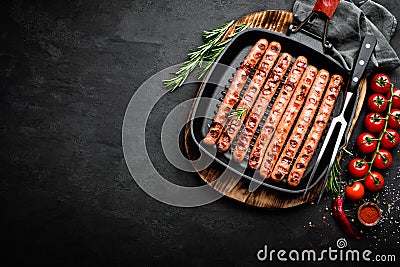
top-left (332, 197), bottom-right (361, 240)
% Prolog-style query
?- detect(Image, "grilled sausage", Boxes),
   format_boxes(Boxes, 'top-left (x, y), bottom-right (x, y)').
top-left (270, 69), bottom-right (330, 182)
top-left (259, 65), bottom-right (318, 180)
top-left (287, 74), bottom-right (343, 186)
top-left (248, 56), bottom-right (308, 170)
top-left (203, 39), bottom-right (268, 146)
top-left (216, 42), bottom-right (281, 153)
top-left (232, 53), bottom-right (292, 162)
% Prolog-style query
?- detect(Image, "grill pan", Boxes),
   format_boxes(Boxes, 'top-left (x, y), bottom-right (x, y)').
top-left (189, 26), bottom-right (362, 194)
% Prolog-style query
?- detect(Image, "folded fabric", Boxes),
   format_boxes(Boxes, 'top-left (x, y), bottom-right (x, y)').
top-left (292, 0), bottom-right (400, 72)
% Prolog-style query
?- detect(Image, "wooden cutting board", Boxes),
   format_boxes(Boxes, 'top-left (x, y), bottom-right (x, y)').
top-left (184, 10), bottom-right (367, 208)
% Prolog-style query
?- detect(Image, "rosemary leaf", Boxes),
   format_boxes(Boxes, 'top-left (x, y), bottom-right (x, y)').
top-left (326, 150), bottom-right (344, 195)
top-left (229, 107), bottom-right (248, 120)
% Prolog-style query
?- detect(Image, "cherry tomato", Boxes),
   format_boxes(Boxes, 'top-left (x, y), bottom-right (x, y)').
top-left (372, 149), bottom-right (393, 170)
top-left (356, 132), bottom-right (378, 154)
top-left (364, 172), bottom-right (385, 192)
top-left (380, 129), bottom-right (400, 150)
top-left (347, 158), bottom-right (369, 178)
top-left (387, 87), bottom-right (400, 109)
top-left (388, 109), bottom-right (400, 129)
top-left (367, 94), bottom-right (388, 112)
top-left (345, 181), bottom-right (365, 201)
top-left (370, 73), bottom-right (391, 94)
top-left (364, 112), bottom-right (385, 133)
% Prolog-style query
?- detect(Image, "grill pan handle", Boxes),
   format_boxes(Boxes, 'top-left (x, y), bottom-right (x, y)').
top-left (312, 0), bottom-right (340, 19)
top-left (289, 0), bottom-right (340, 50)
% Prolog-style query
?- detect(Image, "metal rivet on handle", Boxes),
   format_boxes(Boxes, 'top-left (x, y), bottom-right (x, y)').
top-left (353, 77), bottom-right (359, 83)
top-left (359, 60), bottom-right (365, 66)
top-left (365, 43), bottom-right (371, 49)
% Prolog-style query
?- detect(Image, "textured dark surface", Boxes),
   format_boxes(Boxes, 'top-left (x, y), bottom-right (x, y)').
top-left (1, 0), bottom-right (400, 266)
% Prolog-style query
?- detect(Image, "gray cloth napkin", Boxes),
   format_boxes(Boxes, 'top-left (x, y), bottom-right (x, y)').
top-left (293, 0), bottom-right (400, 72)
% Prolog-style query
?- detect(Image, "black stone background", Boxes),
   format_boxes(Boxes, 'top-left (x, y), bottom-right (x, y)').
top-left (1, 0), bottom-right (399, 266)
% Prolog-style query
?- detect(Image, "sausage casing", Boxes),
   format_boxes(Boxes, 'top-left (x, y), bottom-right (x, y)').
top-left (217, 42), bottom-right (281, 153)
top-left (232, 53), bottom-right (292, 162)
top-left (248, 56), bottom-right (308, 170)
top-left (270, 69), bottom-right (330, 182)
top-left (287, 74), bottom-right (343, 186)
top-left (203, 39), bottom-right (268, 146)
top-left (260, 65), bottom-right (318, 180)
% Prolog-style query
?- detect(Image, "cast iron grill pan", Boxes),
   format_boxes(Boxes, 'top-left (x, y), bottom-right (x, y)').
top-left (190, 29), bottom-right (354, 194)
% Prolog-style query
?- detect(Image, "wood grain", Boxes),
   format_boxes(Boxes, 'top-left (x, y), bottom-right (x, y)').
top-left (184, 10), bottom-right (367, 208)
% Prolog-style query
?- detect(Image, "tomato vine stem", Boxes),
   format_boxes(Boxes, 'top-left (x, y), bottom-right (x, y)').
top-left (362, 83), bottom-right (394, 179)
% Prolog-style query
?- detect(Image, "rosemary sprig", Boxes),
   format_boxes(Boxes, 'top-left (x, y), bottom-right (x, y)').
top-left (229, 107), bottom-right (248, 120)
top-left (326, 151), bottom-right (342, 196)
top-left (326, 147), bottom-right (353, 195)
top-left (163, 21), bottom-right (248, 91)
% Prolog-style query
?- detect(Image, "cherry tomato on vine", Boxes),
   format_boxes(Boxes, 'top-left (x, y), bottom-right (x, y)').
top-left (387, 87), bottom-right (400, 109)
top-left (388, 109), bottom-right (400, 129)
top-left (367, 94), bottom-right (388, 112)
top-left (380, 129), bottom-right (400, 150)
top-left (364, 112), bottom-right (385, 133)
top-left (345, 182), bottom-right (365, 201)
top-left (370, 73), bottom-right (391, 94)
top-left (347, 158), bottom-right (369, 178)
top-left (372, 149), bottom-right (393, 170)
top-left (356, 132), bottom-right (378, 154)
top-left (364, 172), bottom-right (385, 192)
